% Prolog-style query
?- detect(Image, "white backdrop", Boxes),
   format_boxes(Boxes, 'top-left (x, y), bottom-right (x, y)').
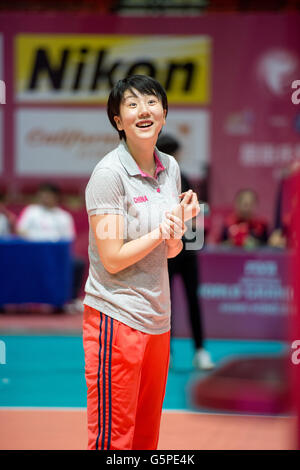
top-left (163, 108), bottom-right (210, 178)
top-left (16, 109), bottom-right (119, 175)
top-left (16, 108), bottom-right (209, 178)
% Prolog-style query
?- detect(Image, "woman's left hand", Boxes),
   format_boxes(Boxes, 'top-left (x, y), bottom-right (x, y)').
top-left (172, 190), bottom-right (200, 222)
top-left (160, 212), bottom-right (187, 240)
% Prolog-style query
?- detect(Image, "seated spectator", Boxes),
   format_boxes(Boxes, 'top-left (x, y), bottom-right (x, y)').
top-left (0, 191), bottom-right (17, 237)
top-left (220, 189), bottom-right (269, 248)
top-left (17, 183), bottom-right (75, 241)
top-left (17, 182), bottom-right (85, 313)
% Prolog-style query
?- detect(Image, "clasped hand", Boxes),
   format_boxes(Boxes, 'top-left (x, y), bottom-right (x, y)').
top-left (173, 189), bottom-right (200, 222)
top-left (160, 189), bottom-right (200, 240)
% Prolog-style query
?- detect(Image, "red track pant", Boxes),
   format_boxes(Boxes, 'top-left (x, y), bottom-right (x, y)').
top-left (83, 304), bottom-right (170, 450)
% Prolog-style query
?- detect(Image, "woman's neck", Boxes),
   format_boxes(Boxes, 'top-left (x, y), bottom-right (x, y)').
top-left (125, 138), bottom-right (156, 174)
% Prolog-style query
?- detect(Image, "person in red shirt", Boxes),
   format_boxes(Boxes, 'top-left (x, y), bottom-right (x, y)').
top-left (268, 162), bottom-right (300, 250)
top-left (221, 189), bottom-right (269, 248)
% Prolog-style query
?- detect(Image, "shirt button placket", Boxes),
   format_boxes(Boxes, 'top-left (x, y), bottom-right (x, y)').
top-left (153, 177), bottom-right (161, 194)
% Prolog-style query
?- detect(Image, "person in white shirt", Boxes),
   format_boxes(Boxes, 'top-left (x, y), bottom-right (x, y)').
top-left (17, 183), bottom-right (85, 312)
top-left (0, 213), bottom-right (10, 237)
top-left (0, 191), bottom-right (17, 237)
top-left (17, 183), bottom-right (75, 241)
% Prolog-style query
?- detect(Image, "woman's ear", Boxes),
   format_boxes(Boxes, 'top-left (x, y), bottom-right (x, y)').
top-left (114, 115), bottom-right (123, 131)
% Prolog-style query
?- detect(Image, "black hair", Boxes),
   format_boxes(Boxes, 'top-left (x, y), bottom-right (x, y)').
top-left (38, 182), bottom-right (61, 197)
top-left (156, 134), bottom-right (180, 156)
top-left (107, 75), bottom-right (168, 140)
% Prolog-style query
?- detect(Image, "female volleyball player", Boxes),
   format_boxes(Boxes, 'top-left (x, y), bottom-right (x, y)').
top-left (82, 75), bottom-right (200, 450)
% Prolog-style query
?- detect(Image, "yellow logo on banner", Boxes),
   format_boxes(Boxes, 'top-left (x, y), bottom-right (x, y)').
top-left (15, 35), bottom-right (211, 104)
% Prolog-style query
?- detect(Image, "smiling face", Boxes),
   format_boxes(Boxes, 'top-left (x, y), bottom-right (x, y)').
top-left (113, 88), bottom-right (166, 145)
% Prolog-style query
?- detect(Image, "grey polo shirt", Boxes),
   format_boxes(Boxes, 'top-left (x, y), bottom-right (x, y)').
top-left (84, 140), bottom-right (181, 334)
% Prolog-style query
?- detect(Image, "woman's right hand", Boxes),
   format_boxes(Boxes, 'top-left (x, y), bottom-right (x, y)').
top-left (160, 213), bottom-right (187, 240)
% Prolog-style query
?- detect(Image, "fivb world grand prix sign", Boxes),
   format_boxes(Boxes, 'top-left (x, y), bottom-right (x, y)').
top-left (15, 34), bottom-right (211, 104)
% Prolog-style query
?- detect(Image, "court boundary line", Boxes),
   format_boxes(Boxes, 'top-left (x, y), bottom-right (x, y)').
top-left (0, 406), bottom-right (293, 419)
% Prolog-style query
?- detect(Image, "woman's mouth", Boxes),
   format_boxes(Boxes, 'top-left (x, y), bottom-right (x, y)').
top-left (136, 120), bottom-right (153, 128)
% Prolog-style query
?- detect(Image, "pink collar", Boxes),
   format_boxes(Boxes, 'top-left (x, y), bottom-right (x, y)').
top-left (137, 151), bottom-right (165, 179)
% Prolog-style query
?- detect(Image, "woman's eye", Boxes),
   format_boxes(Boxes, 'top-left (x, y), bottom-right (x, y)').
top-left (129, 102), bottom-right (137, 107)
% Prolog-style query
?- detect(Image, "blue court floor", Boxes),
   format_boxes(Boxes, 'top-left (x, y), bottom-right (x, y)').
top-left (0, 335), bottom-right (287, 409)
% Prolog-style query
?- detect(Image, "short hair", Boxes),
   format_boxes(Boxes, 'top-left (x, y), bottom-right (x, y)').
top-left (156, 134), bottom-right (180, 156)
top-left (38, 182), bottom-right (61, 197)
top-left (107, 75), bottom-right (168, 140)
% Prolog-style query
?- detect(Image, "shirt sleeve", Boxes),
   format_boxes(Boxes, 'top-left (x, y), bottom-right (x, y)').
top-left (86, 168), bottom-right (125, 217)
top-left (60, 211), bottom-right (76, 241)
top-left (17, 206), bottom-right (34, 235)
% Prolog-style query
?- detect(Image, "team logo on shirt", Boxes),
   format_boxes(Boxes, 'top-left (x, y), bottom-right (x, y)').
top-left (133, 195), bottom-right (149, 203)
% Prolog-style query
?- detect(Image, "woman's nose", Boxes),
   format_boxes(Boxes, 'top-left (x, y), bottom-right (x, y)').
top-left (138, 101), bottom-right (150, 116)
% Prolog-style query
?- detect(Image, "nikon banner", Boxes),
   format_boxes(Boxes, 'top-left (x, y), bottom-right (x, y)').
top-left (15, 35), bottom-right (211, 104)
